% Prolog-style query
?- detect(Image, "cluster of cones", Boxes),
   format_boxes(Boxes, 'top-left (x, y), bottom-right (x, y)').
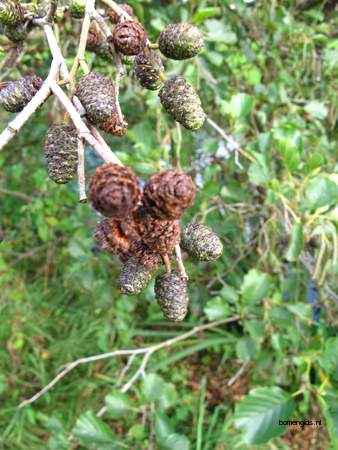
top-left (0, 3), bottom-right (224, 321)
top-left (90, 163), bottom-right (223, 321)
top-left (1, 1), bottom-right (206, 136)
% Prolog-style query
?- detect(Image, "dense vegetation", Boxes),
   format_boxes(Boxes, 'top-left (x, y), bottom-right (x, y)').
top-left (0, 1), bottom-right (337, 449)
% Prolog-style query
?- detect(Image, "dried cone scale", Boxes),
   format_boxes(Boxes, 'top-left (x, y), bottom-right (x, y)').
top-left (181, 222), bottom-right (223, 261)
top-left (128, 241), bottom-right (163, 271)
top-left (44, 125), bottom-right (78, 184)
top-left (89, 163), bottom-right (142, 218)
top-left (134, 48), bottom-right (164, 91)
top-left (112, 21), bottom-right (147, 56)
top-left (0, 77), bottom-right (43, 113)
top-left (158, 23), bottom-right (204, 60)
top-left (159, 76), bottom-right (205, 131)
top-left (75, 72), bottom-right (116, 125)
top-left (155, 271), bottom-right (189, 322)
top-left (94, 218), bottom-right (139, 261)
top-left (143, 170), bottom-right (196, 220)
top-left (134, 208), bottom-right (181, 255)
top-left (119, 258), bottom-right (153, 295)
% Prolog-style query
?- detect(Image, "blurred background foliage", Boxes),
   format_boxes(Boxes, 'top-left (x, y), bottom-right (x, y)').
top-left (0, 0), bottom-right (337, 449)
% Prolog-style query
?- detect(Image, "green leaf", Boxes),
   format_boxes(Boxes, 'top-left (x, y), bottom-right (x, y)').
top-left (142, 373), bottom-right (165, 402)
top-left (160, 433), bottom-right (191, 450)
top-left (192, 7), bottom-right (221, 24)
top-left (285, 223), bottom-right (304, 261)
top-left (273, 126), bottom-right (302, 172)
top-left (241, 269), bottom-right (273, 304)
top-left (304, 101), bottom-right (328, 120)
top-left (105, 391), bottom-right (132, 419)
top-left (72, 411), bottom-right (115, 446)
top-left (304, 176), bottom-right (338, 211)
top-left (248, 153), bottom-right (270, 185)
top-left (205, 20), bottom-right (237, 44)
top-left (204, 296), bottom-right (230, 321)
top-left (155, 411), bottom-right (174, 440)
top-left (229, 93), bottom-right (255, 118)
top-left (319, 337), bottom-right (338, 379)
top-left (236, 336), bottom-right (257, 361)
top-left (220, 284), bottom-right (239, 303)
top-left (234, 387), bottom-right (295, 444)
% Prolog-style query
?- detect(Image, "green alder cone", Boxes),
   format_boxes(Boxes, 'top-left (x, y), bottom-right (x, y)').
top-left (0, 0), bottom-right (23, 27)
top-left (159, 76), bottom-right (205, 131)
top-left (158, 23), bottom-right (204, 60)
top-left (69, 0), bottom-right (85, 18)
top-left (155, 271), bottom-right (189, 322)
top-left (119, 258), bottom-right (153, 296)
top-left (181, 222), bottom-right (223, 261)
top-left (134, 48), bottom-right (164, 91)
top-left (4, 22), bottom-right (28, 42)
top-left (44, 125), bottom-right (78, 184)
top-left (0, 76), bottom-right (43, 113)
top-left (75, 73), bottom-right (116, 125)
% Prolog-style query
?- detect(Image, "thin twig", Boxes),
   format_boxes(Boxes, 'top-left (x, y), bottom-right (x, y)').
top-left (0, 59), bottom-right (59, 151)
top-left (100, 0), bottom-right (133, 21)
top-left (162, 254), bottom-right (172, 273)
top-left (68, 0), bottom-right (94, 87)
top-left (77, 138), bottom-right (87, 203)
top-left (227, 361), bottom-right (249, 386)
top-left (206, 117), bottom-right (255, 164)
top-left (50, 81), bottom-right (122, 165)
top-left (175, 244), bottom-right (188, 279)
top-left (18, 316), bottom-right (241, 409)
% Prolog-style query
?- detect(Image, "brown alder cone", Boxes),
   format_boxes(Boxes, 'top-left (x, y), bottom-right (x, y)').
top-left (89, 163), bottom-right (142, 218)
top-left (133, 208), bottom-right (180, 255)
top-left (95, 217), bottom-right (140, 261)
top-left (112, 21), bottom-right (147, 56)
top-left (108, 4), bottom-right (134, 23)
top-left (143, 170), bottom-right (196, 220)
top-left (99, 112), bottom-right (128, 137)
top-left (128, 240), bottom-right (163, 271)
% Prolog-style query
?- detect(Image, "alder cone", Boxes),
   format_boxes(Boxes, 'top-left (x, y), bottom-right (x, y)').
top-left (119, 258), bottom-right (153, 295)
top-left (112, 21), bottom-right (147, 56)
top-left (128, 240), bottom-right (162, 271)
top-left (87, 26), bottom-right (113, 60)
top-left (134, 48), bottom-right (164, 91)
top-left (0, 0), bottom-right (24, 27)
top-left (89, 163), bottom-right (142, 218)
top-left (99, 112), bottom-right (128, 137)
top-left (158, 23), bottom-right (204, 60)
top-left (75, 72), bottom-right (116, 124)
top-left (155, 271), bottom-right (189, 322)
top-left (159, 76), bottom-right (205, 131)
top-left (44, 125), bottom-right (78, 184)
top-left (69, 0), bottom-right (85, 18)
top-left (134, 209), bottom-right (180, 255)
top-left (94, 218), bottom-right (139, 261)
top-left (0, 76), bottom-right (43, 113)
top-left (143, 170), bottom-right (196, 220)
top-left (181, 222), bottom-right (223, 261)
top-left (108, 3), bottom-right (134, 23)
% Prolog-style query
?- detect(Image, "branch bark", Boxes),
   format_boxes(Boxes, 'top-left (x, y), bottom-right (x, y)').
top-left (18, 315), bottom-right (241, 409)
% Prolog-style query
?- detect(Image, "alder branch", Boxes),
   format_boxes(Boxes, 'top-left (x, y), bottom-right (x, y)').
top-left (18, 315), bottom-right (241, 409)
top-left (206, 117), bottom-right (255, 165)
top-left (50, 82), bottom-right (122, 165)
top-left (0, 59), bottom-right (59, 151)
top-left (68, 0), bottom-right (94, 87)
top-left (77, 138), bottom-right (87, 203)
top-left (100, 0), bottom-right (133, 21)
